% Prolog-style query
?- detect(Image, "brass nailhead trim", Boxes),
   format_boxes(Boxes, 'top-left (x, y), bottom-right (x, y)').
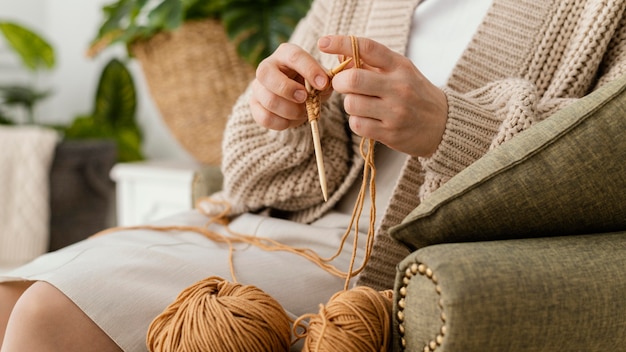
top-left (397, 260), bottom-right (445, 351)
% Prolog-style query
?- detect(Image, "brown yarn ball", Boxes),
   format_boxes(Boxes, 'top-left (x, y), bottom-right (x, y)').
top-left (302, 287), bottom-right (393, 352)
top-left (146, 276), bottom-right (292, 352)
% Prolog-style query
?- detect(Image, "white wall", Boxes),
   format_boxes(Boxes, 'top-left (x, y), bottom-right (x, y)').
top-left (0, 0), bottom-right (194, 162)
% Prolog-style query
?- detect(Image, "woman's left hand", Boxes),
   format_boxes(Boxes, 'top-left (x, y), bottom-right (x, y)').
top-left (318, 35), bottom-right (448, 157)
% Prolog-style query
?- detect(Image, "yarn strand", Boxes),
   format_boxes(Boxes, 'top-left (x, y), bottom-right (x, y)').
top-left (295, 37), bottom-right (392, 352)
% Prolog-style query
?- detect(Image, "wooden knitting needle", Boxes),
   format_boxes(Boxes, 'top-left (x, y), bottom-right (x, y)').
top-left (305, 80), bottom-right (327, 201)
top-left (306, 58), bottom-right (353, 202)
top-left (309, 105), bottom-right (328, 201)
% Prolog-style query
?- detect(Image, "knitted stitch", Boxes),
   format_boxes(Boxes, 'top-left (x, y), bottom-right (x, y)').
top-left (204, 0), bottom-right (626, 291)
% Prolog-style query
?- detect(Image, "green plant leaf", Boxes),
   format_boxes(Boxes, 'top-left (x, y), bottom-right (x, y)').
top-left (147, 0), bottom-right (184, 31)
top-left (221, 0), bottom-right (312, 66)
top-left (66, 58), bottom-right (143, 162)
top-left (0, 85), bottom-right (52, 124)
top-left (0, 21), bottom-right (55, 71)
top-left (114, 126), bottom-right (144, 161)
top-left (90, 0), bottom-right (311, 62)
top-left (64, 115), bottom-right (143, 162)
top-left (0, 85), bottom-right (51, 108)
top-left (93, 58), bottom-right (137, 129)
top-left (63, 114), bottom-right (114, 139)
top-left (88, 0), bottom-right (152, 56)
top-left (97, 0), bottom-right (133, 37)
top-left (184, 0), bottom-right (223, 19)
top-left (64, 115), bottom-right (142, 161)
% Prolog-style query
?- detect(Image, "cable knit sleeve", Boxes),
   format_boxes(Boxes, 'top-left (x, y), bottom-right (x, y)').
top-left (216, 89), bottom-right (354, 216)
top-left (418, 78), bottom-right (538, 197)
top-left (418, 8), bottom-right (626, 199)
top-left (197, 0), bottom-right (367, 221)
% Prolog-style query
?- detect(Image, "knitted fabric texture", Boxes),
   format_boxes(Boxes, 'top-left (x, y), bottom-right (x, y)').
top-left (199, 0), bottom-right (626, 291)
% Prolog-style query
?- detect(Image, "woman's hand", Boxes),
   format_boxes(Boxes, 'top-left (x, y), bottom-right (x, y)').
top-left (319, 35), bottom-right (448, 157)
top-left (250, 43), bottom-right (331, 131)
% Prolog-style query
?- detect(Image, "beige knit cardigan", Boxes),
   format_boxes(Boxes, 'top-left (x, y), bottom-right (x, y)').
top-left (211, 0), bottom-right (626, 291)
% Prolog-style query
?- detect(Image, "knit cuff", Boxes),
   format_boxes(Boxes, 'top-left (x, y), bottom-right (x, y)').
top-left (420, 79), bottom-right (542, 193)
top-left (419, 86), bottom-right (502, 181)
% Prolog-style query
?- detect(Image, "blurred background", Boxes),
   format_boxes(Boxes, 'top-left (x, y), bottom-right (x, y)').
top-left (0, 0), bottom-right (193, 161)
top-left (0, 0), bottom-right (311, 270)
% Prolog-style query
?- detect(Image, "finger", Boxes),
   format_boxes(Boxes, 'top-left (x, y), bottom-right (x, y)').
top-left (348, 114), bottom-right (384, 141)
top-left (257, 43), bottom-right (329, 100)
top-left (250, 96), bottom-right (306, 131)
top-left (318, 35), bottom-right (400, 71)
top-left (256, 58), bottom-right (308, 104)
top-left (251, 79), bottom-right (306, 122)
top-left (331, 69), bottom-right (389, 98)
top-left (342, 93), bottom-right (385, 121)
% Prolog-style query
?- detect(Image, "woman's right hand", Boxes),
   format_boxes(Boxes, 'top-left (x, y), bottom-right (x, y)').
top-left (249, 43), bottom-right (331, 131)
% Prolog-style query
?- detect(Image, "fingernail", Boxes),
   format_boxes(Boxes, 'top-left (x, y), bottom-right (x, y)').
top-left (294, 89), bottom-right (307, 102)
top-left (318, 36), bottom-right (330, 48)
top-left (314, 75), bottom-right (327, 89)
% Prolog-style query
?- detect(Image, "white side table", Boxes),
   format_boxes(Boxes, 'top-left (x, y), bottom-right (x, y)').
top-left (110, 160), bottom-right (200, 226)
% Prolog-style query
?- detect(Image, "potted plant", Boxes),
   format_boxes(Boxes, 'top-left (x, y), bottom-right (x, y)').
top-left (0, 20), bottom-right (144, 251)
top-left (50, 57), bottom-right (148, 250)
top-left (87, 0), bottom-right (312, 165)
top-left (0, 20), bottom-right (144, 162)
top-left (87, 0), bottom-right (313, 66)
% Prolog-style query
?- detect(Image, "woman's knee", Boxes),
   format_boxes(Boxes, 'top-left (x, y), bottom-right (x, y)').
top-left (4, 281), bottom-right (121, 352)
top-left (0, 281), bottom-right (32, 317)
top-left (2, 282), bottom-right (76, 350)
top-left (11, 281), bottom-right (66, 319)
top-left (0, 281), bottom-right (34, 344)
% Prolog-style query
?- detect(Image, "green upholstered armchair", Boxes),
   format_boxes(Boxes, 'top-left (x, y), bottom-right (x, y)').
top-left (390, 73), bottom-right (626, 351)
top-left (192, 73), bottom-right (626, 351)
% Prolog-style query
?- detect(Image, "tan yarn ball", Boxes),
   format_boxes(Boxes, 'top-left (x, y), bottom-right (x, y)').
top-left (146, 276), bottom-right (291, 352)
top-left (302, 287), bottom-right (393, 352)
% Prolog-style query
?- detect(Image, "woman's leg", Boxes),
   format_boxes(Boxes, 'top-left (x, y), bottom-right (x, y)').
top-left (0, 281), bottom-right (33, 346)
top-left (1, 281), bottom-right (122, 352)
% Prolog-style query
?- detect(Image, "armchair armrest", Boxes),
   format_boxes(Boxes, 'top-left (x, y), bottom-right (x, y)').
top-left (393, 231), bottom-right (626, 352)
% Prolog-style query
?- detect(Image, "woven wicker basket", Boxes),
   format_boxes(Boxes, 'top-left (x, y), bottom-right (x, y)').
top-left (132, 19), bottom-right (255, 165)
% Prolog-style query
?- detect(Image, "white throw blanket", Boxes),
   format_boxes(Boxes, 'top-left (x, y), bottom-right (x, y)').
top-left (0, 125), bottom-right (58, 265)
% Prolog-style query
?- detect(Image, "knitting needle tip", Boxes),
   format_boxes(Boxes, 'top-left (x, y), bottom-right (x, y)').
top-left (310, 119), bottom-right (328, 202)
top-left (328, 57), bottom-right (353, 78)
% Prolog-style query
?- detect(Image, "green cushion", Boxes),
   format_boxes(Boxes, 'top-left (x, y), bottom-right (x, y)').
top-left (391, 73), bottom-right (626, 250)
